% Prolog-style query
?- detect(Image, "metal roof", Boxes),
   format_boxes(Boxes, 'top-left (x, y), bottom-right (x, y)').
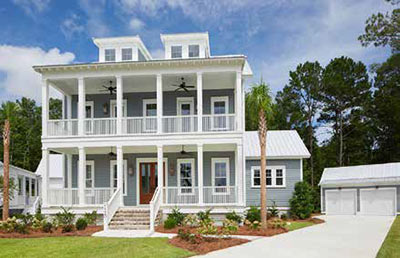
top-left (244, 130), bottom-right (310, 159)
top-left (319, 162), bottom-right (400, 186)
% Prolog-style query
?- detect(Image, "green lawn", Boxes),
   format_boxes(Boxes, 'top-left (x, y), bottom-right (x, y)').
top-left (287, 221), bottom-right (315, 231)
top-left (377, 216), bottom-right (400, 258)
top-left (0, 237), bottom-right (193, 258)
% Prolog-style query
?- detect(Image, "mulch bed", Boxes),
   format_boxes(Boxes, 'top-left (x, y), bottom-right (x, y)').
top-left (0, 225), bottom-right (103, 238)
top-left (169, 236), bottom-right (249, 254)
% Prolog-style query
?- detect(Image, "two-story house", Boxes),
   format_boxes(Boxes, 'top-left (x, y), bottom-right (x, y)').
top-left (34, 32), bottom-right (310, 231)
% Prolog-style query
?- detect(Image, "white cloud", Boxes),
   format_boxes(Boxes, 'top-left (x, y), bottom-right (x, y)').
top-left (12, 0), bottom-right (51, 16)
top-left (79, 0), bottom-right (109, 37)
top-left (129, 18), bottom-right (145, 31)
top-left (61, 14), bottom-right (85, 39)
top-left (0, 46), bottom-right (75, 102)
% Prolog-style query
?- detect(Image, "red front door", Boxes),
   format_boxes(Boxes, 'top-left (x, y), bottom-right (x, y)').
top-left (139, 162), bottom-right (165, 204)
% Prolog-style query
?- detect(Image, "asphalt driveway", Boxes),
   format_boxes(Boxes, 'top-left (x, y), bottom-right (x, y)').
top-left (198, 215), bottom-right (395, 258)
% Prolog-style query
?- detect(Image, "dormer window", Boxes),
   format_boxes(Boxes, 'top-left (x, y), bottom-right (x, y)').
top-left (105, 49), bottom-right (116, 62)
top-left (171, 46), bottom-right (182, 59)
top-left (189, 45), bottom-right (199, 58)
top-left (121, 48), bottom-right (132, 61)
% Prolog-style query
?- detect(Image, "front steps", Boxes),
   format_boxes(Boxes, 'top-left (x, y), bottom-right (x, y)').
top-left (108, 207), bottom-right (162, 230)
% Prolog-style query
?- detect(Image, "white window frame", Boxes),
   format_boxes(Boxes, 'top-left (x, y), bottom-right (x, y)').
top-left (176, 97), bottom-right (195, 132)
top-left (143, 99), bottom-right (157, 133)
top-left (110, 160), bottom-right (128, 196)
top-left (211, 96), bottom-right (229, 115)
top-left (188, 44), bottom-right (200, 58)
top-left (121, 48), bottom-right (133, 61)
top-left (211, 96), bottom-right (229, 130)
top-left (84, 161), bottom-right (95, 197)
top-left (85, 101), bottom-right (94, 134)
top-left (177, 158), bottom-right (195, 195)
top-left (211, 158), bottom-right (230, 195)
top-left (251, 166), bottom-right (286, 188)
top-left (110, 99), bottom-right (127, 117)
top-left (171, 45), bottom-right (182, 59)
top-left (105, 49), bottom-right (116, 62)
top-left (176, 97), bottom-right (194, 116)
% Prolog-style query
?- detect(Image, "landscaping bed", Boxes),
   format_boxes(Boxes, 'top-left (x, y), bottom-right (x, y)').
top-left (0, 225), bottom-right (102, 238)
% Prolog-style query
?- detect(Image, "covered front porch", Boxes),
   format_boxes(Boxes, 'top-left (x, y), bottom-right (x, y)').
top-left (41, 143), bottom-right (244, 209)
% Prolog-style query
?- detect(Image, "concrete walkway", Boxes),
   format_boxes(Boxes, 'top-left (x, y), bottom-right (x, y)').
top-left (197, 215), bottom-right (395, 258)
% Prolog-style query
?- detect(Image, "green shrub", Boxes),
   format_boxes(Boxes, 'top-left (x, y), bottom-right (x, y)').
top-left (164, 217), bottom-right (177, 229)
top-left (75, 218), bottom-right (88, 230)
top-left (269, 218), bottom-right (287, 229)
top-left (182, 214), bottom-right (199, 227)
top-left (32, 217), bottom-right (43, 230)
top-left (14, 213), bottom-right (34, 226)
top-left (197, 219), bottom-right (218, 235)
top-left (197, 209), bottom-right (212, 223)
top-left (245, 219), bottom-right (260, 230)
top-left (225, 211), bottom-right (242, 224)
top-left (289, 182), bottom-right (314, 219)
top-left (83, 211), bottom-right (97, 225)
top-left (268, 201), bottom-right (279, 218)
top-left (0, 217), bottom-right (29, 234)
top-left (41, 221), bottom-right (53, 233)
top-left (35, 203), bottom-right (45, 221)
top-left (222, 219), bottom-right (238, 236)
top-left (61, 224), bottom-right (74, 233)
top-left (245, 206), bottom-right (261, 223)
top-left (15, 223), bottom-right (29, 234)
top-left (55, 207), bottom-right (75, 233)
top-left (168, 208), bottom-right (185, 226)
top-left (280, 213), bottom-right (288, 220)
top-left (177, 229), bottom-right (199, 244)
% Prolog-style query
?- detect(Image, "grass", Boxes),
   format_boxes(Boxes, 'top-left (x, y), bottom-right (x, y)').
top-left (377, 216), bottom-right (400, 258)
top-left (0, 237), bottom-right (194, 258)
top-left (286, 221), bottom-right (315, 231)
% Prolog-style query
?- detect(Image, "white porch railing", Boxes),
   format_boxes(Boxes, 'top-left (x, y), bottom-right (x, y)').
top-left (149, 187), bottom-right (161, 232)
top-left (47, 119), bottom-right (78, 136)
top-left (103, 188), bottom-right (121, 231)
top-left (163, 187), bottom-right (199, 205)
top-left (47, 188), bottom-right (79, 206)
top-left (123, 117), bottom-right (157, 134)
top-left (162, 186), bottom-right (238, 205)
top-left (85, 118), bottom-right (117, 135)
top-left (85, 188), bottom-right (115, 205)
top-left (162, 115), bottom-right (198, 133)
top-left (202, 114), bottom-right (236, 132)
top-left (203, 186), bottom-right (238, 204)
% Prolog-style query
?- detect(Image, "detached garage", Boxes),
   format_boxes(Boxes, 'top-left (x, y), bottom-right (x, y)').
top-left (320, 163), bottom-right (400, 216)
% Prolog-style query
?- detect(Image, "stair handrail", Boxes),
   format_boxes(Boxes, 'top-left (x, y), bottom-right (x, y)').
top-left (28, 196), bottom-right (41, 214)
top-left (149, 187), bottom-right (161, 232)
top-left (103, 188), bottom-right (121, 231)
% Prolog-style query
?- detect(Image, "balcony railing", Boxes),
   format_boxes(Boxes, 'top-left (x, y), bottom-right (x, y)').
top-left (84, 188), bottom-right (116, 205)
top-left (47, 114), bottom-right (236, 137)
top-left (48, 188), bottom-right (79, 206)
top-left (163, 186), bottom-right (238, 205)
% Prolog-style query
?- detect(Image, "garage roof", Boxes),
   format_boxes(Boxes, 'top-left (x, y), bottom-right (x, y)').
top-left (319, 162), bottom-right (400, 186)
top-left (244, 130), bottom-right (310, 159)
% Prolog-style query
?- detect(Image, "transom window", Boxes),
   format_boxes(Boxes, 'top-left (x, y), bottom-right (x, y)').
top-left (171, 46), bottom-right (182, 58)
top-left (189, 45), bottom-right (199, 57)
top-left (177, 159), bottom-right (195, 194)
top-left (251, 166), bottom-right (286, 188)
top-left (121, 48), bottom-right (132, 61)
top-left (212, 158), bottom-right (230, 194)
top-left (105, 49), bottom-right (116, 62)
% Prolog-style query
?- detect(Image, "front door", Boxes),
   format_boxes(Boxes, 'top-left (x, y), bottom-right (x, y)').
top-left (139, 162), bottom-right (165, 204)
top-left (177, 98), bottom-right (194, 132)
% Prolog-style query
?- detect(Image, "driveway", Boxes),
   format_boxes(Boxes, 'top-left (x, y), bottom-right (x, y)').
top-left (198, 215), bottom-right (395, 258)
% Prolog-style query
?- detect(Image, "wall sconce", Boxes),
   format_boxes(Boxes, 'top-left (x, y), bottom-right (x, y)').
top-left (129, 167), bottom-right (134, 176)
top-left (103, 103), bottom-right (109, 115)
top-left (169, 162), bottom-right (175, 176)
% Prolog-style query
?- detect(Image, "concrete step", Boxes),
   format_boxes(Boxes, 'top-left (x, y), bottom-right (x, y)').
top-left (110, 221), bottom-right (150, 226)
top-left (111, 217), bottom-right (150, 222)
top-left (108, 224), bottom-right (150, 230)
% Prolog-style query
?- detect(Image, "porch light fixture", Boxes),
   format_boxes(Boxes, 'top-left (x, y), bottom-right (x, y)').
top-left (108, 147), bottom-right (116, 157)
top-left (103, 103), bottom-right (109, 115)
top-left (129, 167), bottom-right (134, 176)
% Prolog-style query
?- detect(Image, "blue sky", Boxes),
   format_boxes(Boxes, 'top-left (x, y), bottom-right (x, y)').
top-left (0, 0), bottom-right (394, 104)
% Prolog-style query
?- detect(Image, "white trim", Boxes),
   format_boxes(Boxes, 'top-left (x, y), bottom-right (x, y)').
top-left (211, 157), bottom-right (230, 195)
top-left (84, 160), bottom-right (95, 189)
top-left (110, 159), bottom-right (128, 196)
top-left (359, 187), bottom-right (397, 216)
top-left (85, 101), bottom-right (94, 118)
top-left (177, 158), bottom-right (196, 195)
top-left (110, 99), bottom-right (127, 117)
top-left (250, 165), bottom-right (286, 188)
top-left (211, 96), bottom-right (229, 115)
top-left (135, 157), bottom-right (168, 206)
top-left (325, 189), bottom-right (357, 215)
top-left (176, 97), bottom-right (194, 116)
top-left (300, 159), bottom-right (303, 181)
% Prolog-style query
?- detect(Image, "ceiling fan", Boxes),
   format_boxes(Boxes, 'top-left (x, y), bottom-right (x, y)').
top-left (100, 80), bottom-right (116, 95)
top-left (170, 77), bottom-right (195, 92)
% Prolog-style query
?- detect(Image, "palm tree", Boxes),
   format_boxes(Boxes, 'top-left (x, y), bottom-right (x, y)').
top-left (0, 102), bottom-right (17, 221)
top-left (247, 81), bottom-right (273, 229)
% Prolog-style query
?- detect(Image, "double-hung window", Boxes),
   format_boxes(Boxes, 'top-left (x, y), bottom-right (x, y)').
top-left (121, 48), bottom-right (132, 61)
top-left (212, 158), bottom-right (230, 194)
top-left (251, 166), bottom-right (286, 188)
top-left (171, 46), bottom-right (182, 58)
top-left (105, 49), bottom-right (116, 62)
top-left (177, 159), bottom-right (195, 194)
top-left (189, 45), bottom-right (199, 57)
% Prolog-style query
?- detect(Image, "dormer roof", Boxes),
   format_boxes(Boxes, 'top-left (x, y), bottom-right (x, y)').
top-left (160, 32), bottom-right (210, 56)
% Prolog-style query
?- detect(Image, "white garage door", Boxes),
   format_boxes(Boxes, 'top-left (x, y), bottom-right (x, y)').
top-left (326, 189), bottom-right (357, 215)
top-left (360, 188), bottom-right (396, 216)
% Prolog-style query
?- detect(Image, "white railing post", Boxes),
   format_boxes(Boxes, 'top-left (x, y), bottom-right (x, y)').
top-left (78, 147), bottom-right (86, 206)
top-left (197, 72), bottom-right (203, 132)
top-left (197, 144), bottom-right (204, 205)
top-left (103, 203), bottom-right (109, 231)
top-left (42, 79), bottom-right (49, 137)
top-left (78, 78), bottom-right (86, 136)
top-left (235, 71), bottom-right (242, 132)
top-left (117, 146), bottom-right (124, 206)
top-left (156, 74), bottom-right (163, 134)
top-left (116, 76), bottom-right (123, 135)
top-left (157, 145), bottom-right (164, 204)
top-left (236, 143), bottom-right (243, 205)
top-left (41, 148), bottom-right (49, 207)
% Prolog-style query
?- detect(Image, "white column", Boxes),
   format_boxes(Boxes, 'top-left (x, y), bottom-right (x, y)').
top-left (236, 143), bottom-right (244, 205)
top-left (41, 79), bottom-right (49, 137)
top-left (116, 76), bottom-right (123, 135)
top-left (197, 72), bottom-right (203, 132)
top-left (157, 145), bottom-right (163, 203)
top-left (78, 78), bottom-right (86, 136)
top-left (78, 147), bottom-right (86, 206)
top-left (66, 95), bottom-right (72, 119)
top-left (117, 146), bottom-right (124, 206)
top-left (197, 144), bottom-right (204, 205)
top-left (67, 154), bottom-right (72, 188)
top-left (235, 71), bottom-right (242, 132)
top-left (156, 74), bottom-right (163, 134)
top-left (41, 148), bottom-right (49, 207)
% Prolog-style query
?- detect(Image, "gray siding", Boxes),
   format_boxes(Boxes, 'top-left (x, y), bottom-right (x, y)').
top-left (70, 89), bottom-right (234, 118)
top-left (245, 159), bottom-right (302, 207)
top-left (321, 186), bottom-right (400, 212)
top-left (70, 151), bottom-right (235, 206)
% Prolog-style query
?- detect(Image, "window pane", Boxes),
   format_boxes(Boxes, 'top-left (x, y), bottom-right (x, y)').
top-left (266, 169), bottom-right (272, 177)
top-left (189, 45), bottom-right (199, 57)
top-left (254, 169), bottom-right (260, 178)
top-left (276, 178), bottom-right (283, 186)
top-left (146, 103), bottom-right (157, 116)
top-left (276, 169), bottom-right (283, 177)
top-left (215, 178), bottom-right (226, 187)
top-left (171, 46), bottom-right (182, 58)
top-left (141, 164), bottom-right (150, 193)
top-left (86, 180), bottom-right (92, 188)
top-left (214, 101), bottom-right (226, 114)
top-left (266, 178), bottom-right (272, 185)
top-left (122, 48), bottom-right (132, 61)
top-left (105, 49), bottom-right (116, 61)
top-left (215, 162), bottom-right (227, 177)
top-left (253, 178), bottom-right (260, 186)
